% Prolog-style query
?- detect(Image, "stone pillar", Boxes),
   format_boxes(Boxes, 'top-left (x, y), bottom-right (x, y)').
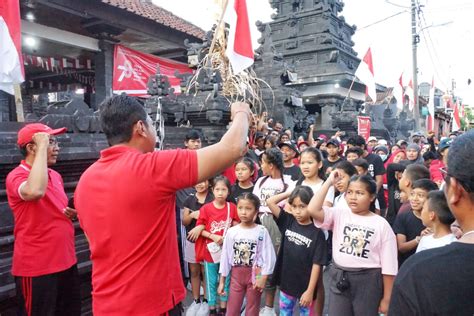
top-left (320, 104), bottom-right (334, 129)
top-left (94, 40), bottom-right (114, 110)
top-left (0, 90), bottom-right (13, 122)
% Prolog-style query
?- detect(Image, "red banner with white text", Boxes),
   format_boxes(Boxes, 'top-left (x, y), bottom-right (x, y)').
top-left (112, 44), bottom-right (192, 97)
top-left (357, 116), bottom-right (371, 142)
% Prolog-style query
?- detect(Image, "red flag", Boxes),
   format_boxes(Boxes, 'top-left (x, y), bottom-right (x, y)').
top-left (113, 45), bottom-right (192, 96)
top-left (0, 0), bottom-right (24, 94)
top-left (225, 0), bottom-right (254, 75)
top-left (355, 48), bottom-right (377, 102)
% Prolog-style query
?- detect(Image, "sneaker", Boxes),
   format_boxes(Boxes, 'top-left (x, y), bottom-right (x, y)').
top-left (186, 301), bottom-right (201, 316)
top-left (259, 306), bottom-right (276, 316)
top-left (196, 301), bottom-right (210, 316)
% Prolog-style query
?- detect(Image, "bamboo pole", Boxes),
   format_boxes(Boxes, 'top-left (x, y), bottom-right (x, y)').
top-left (208, 0), bottom-right (229, 57)
top-left (13, 84), bottom-right (24, 122)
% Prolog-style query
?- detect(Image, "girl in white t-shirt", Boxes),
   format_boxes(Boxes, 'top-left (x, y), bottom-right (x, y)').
top-left (252, 148), bottom-right (293, 315)
top-left (296, 147), bottom-right (333, 196)
top-left (218, 193), bottom-right (276, 315)
top-left (308, 172), bottom-right (398, 316)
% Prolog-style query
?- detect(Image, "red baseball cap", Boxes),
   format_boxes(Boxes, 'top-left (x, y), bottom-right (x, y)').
top-left (17, 123), bottom-right (67, 146)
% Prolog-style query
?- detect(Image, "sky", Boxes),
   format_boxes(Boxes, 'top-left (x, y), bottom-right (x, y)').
top-left (153, 0), bottom-right (473, 105)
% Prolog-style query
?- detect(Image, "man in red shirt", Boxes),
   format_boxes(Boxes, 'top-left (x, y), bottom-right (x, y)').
top-left (74, 95), bottom-right (251, 316)
top-left (6, 123), bottom-right (81, 316)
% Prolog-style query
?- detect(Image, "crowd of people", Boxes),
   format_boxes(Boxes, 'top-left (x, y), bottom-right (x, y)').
top-left (5, 96), bottom-right (474, 316)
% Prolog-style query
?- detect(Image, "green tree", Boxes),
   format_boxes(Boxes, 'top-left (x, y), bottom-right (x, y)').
top-left (461, 106), bottom-right (473, 130)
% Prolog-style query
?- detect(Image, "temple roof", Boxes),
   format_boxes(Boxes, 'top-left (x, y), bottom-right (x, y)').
top-left (101, 0), bottom-right (206, 39)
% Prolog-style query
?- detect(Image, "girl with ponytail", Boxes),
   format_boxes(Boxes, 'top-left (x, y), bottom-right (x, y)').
top-left (252, 148), bottom-right (294, 314)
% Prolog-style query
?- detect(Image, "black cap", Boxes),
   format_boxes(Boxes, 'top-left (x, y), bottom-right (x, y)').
top-left (326, 138), bottom-right (340, 147)
top-left (278, 141), bottom-right (300, 157)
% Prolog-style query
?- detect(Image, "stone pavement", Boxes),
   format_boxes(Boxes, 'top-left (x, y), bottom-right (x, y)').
top-left (183, 268), bottom-right (331, 315)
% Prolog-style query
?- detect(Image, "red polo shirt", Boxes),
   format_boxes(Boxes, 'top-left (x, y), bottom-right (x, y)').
top-left (6, 161), bottom-right (76, 277)
top-left (75, 145), bottom-right (198, 316)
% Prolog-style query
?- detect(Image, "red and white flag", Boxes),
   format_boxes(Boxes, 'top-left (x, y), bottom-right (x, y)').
top-left (0, 0), bottom-right (24, 94)
top-left (355, 47), bottom-right (377, 103)
top-left (452, 100), bottom-right (461, 132)
top-left (392, 72), bottom-right (404, 111)
top-left (224, 0), bottom-right (254, 75)
top-left (426, 77), bottom-right (435, 130)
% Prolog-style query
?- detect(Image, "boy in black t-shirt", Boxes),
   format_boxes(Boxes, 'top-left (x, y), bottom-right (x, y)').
top-left (278, 141), bottom-right (303, 181)
top-left (322, 138), bottom-right (343, 177)
top-left (393, 179), bottom-right (438, 266)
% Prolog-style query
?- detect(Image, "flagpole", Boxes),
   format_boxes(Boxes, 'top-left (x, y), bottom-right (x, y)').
top-left (341, 75), bottom-right (357, 106)
top-left (13, 84), bottom-right (24, 122)
top-left (208, 0), bottom-right (230, 57)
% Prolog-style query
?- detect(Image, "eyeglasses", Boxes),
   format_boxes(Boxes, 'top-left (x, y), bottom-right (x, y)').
top-left (48, 138), bottom-right (59, 146)
top-left (27, 138), bottom-right (59, 147)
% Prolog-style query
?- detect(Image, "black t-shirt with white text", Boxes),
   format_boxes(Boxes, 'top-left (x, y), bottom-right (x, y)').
top-left (183, 193), bottom-right (213, 234)
top-left (393, 210), bottom-right (425, 266)
top-left (283, 165), bottom-right (303, 182)
top-left (365, 153), bottom-right (387, 209)
top-left (365, 153), bottom-right (386, 178)
top-left (386, 163), bottom-right (406, 225)
top-left (273, 210), bottom-right (328, 298)
top-left (389, 242), bottom-right (474, 316)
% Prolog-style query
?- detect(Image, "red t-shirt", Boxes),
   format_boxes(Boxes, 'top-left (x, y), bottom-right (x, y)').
top-left (74, 146), bottom-right (198, 316)
top-left (6, 161), bottom-right (76, 277)
top-left (195, 202), bottom-right (239, 263)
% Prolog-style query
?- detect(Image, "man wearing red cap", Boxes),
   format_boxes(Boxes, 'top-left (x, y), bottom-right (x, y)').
top-left (6, 123), bottom-right (81, 316)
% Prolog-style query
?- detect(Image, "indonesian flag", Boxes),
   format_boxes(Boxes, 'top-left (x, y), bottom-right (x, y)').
top-left (405, 79), bottom-right (414, 112)
top-left (426, 77), bottom-right (435, 130)
top-left (0, 0), bottom-right (24, 94)
top-left (355, 47), bottom-right (377, 103)
top-left (224, 0), bottom-right (254, 75)
top-left (392, 72), bottom-right (404, 111)
top-left (452, 100), bottom-right (461, 132)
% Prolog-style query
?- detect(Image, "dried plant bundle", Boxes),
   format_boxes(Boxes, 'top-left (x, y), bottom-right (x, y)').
top-left (185, 3), bottom-right (273, 116)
